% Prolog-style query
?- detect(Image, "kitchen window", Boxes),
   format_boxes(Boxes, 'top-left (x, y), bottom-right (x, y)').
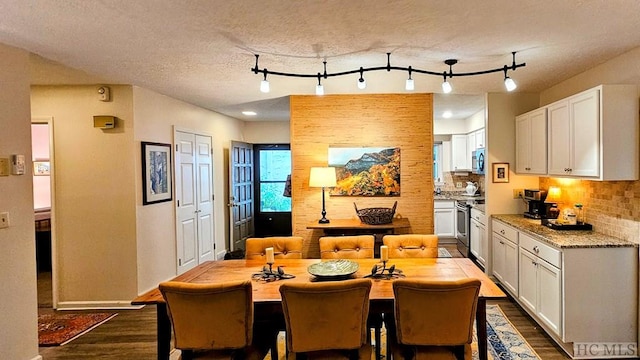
top-left (434, 142), bottom-right (444, 185)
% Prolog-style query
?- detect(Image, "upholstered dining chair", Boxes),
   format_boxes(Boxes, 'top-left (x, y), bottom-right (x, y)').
top-left (382, 234), bottom-right (439, 258)
top-left (279, 279), bottom-right (373, 360)
top-left (159, 280), bottom-right (277, 360)
top-left (245, 236), bottom-right (304, 260)
top-left (319, 235), bottom-right (374, 259)
top-left (390, 278), bottom-right (481, 360)
top-left (318, 234), bottom-right (382, 358)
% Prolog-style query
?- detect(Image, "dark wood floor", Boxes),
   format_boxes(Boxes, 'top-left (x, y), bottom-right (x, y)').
top-left (37, 244), bottom-right (570, 359)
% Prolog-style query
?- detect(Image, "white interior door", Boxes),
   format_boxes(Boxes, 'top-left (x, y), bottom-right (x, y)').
top-left (228, 141), bottom-right (254, 251)
top-left (195, 135), bottom-right (214, 263)
top-left (175, 130), bottom-right (215, 274)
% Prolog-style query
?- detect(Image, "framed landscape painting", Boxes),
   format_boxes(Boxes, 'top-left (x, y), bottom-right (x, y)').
top-left (328, 147), bottom-right (400, 196)
top-left (142, 142), bottom-right (173, 205)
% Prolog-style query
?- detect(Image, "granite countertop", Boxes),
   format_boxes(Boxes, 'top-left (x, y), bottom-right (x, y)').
top-left (434, 191), bottom-right (484, 202)
top-left (492, 214), bottom-right (638, 249)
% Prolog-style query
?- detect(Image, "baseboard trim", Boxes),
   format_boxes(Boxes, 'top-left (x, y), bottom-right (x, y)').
top-left (56, 300), bottom-right (144, 310)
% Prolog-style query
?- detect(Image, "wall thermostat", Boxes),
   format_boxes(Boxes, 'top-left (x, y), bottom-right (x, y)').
top-left (98, 86), bottom-right (111, 102)
top-left (10, 154), bottom-right (25, 175)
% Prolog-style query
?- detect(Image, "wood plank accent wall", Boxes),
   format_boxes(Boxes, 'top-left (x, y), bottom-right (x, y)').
top-left (290, 94), bottom-right (434, 258)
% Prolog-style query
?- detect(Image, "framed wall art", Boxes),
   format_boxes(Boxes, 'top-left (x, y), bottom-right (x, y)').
top-left (141, 142), bottom-right (173, 205)
top-left (328, 147), bottom-right (400, 196)
top-left (492, 162), bottom-right (510, 183)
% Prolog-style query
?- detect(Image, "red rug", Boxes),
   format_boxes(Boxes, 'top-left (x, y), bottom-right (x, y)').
top-left (38, 312), bottom-right (117, 346)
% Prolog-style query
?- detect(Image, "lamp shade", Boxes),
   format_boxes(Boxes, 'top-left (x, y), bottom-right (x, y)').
top-left (545, 186), bottom-right (562, 203)
top-left (309, 167), bottom-right (337, 188)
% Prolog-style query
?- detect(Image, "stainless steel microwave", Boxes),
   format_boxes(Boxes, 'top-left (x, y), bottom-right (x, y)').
top-left (472, 148), bottom-right (485, 174)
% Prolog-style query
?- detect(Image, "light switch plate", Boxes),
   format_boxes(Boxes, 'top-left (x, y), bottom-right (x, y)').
top-left (0, 212), bottom-right (9, 229)
top-left (0, 158), bottom-right (9, 176)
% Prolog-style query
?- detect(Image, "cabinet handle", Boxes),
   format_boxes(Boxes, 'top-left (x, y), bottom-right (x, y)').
top-left (500, 241), bottom-right (504, 245)
top-left (532, 260), bottom-right (537, 266)
top-left (500, 229), bottom-right (505, 235)
top-left (533, 246), bottom-right (539, 253)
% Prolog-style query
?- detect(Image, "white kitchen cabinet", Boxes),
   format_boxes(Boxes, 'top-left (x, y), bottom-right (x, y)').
top-left (547, 84), bottom-right (639, 180)
top-left (434, 200), bottom-right (455, 238)
top-left (467, 131), bottom-right (476, 153)
top-left (516, 107), bottom-right (547, 174)
top-left (491, 220), bottom-right (518, 296)
top-left (475, 128), bottom-right (485, 149)
top-left (518, 233), bottom-right (562, 336)
top-left (451, 134), bottom-right (470, 171)
top-left (493, 217), bottom-right (638, 358)
top-left (470, 208), bottom-right (486, 266)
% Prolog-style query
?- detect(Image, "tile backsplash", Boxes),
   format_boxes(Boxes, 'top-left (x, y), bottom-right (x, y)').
top-left (437, 172), bottom-right (485, 193)
top-left (539, 178), bottom-right (640, 244)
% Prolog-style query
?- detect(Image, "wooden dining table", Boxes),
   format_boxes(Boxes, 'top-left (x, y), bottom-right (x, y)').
top-left (132, 258), bottom-right (505, 360)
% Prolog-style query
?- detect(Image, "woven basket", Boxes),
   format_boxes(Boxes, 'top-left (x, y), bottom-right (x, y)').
top-left (354, 201), bottom-right (398, 225)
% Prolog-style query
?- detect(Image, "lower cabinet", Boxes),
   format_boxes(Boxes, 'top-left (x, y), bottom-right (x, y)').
top-left (470, 208), bottom-right (486, 266)
top-left (519, 245), bottom-right (562, 336)
top-left (492, 217), bottom-right (638, 358)
top-left (434, 200), bottom-right (455, 238)
top-left (491, 220), bottom-right (518, 296)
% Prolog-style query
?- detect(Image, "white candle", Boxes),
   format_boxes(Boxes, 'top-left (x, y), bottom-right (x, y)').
top-left (265, 247), bottom-right (275, 264)
top-left (380, 245), bottom-right (389, 262)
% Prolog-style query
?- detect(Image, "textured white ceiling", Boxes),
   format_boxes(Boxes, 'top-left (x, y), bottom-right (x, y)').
top-left (2, 0), bottom-right (640, 121)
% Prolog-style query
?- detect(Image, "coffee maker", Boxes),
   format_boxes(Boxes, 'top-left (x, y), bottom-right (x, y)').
top-left (523, 189), bottom-right (556, 219)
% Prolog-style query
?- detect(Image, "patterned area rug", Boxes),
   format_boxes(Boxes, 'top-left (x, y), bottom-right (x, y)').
top-left (38, 312), bottom-right (117, 346)
top-left (438, 247), bottom-right (452, 258)
top-left (268, 305), bottom-right (539, 359)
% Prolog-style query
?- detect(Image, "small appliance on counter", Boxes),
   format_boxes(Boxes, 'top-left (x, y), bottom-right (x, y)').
top-left (543, 204), bottom-right (593, 230)
top-left (523, 189), bottom-right (555, 219)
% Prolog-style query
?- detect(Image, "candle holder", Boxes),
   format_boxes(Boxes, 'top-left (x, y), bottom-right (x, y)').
top-left (252, 263), bottom-right (295, 282)
top-left (364, 260), bottom-right (404, 280)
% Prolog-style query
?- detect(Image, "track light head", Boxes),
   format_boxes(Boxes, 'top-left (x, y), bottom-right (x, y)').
top-left (260, 69), bottom-right (270, 93)
top-left (316, 73), bottom-right (324, 95)
top-left (503, 66), bottom-right (517, 91)
top-left (357, 67), bottom-right (366, 89)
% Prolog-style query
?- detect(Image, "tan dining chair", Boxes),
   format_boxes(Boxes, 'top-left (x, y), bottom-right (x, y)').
top-left (382, 234), bottom-right (439, 258)
top-left (318, 235), bottom-right (382, 358)
top-left (319, 235), bottom-right (374, 259)
top-left (245, 236), bottom-right (304, 260)
top-left (279, 279), bottom-right (373, 360)
top-left (159, 280), bottom-right (277, 360)
top-left (390, 278), bottom-right (481, 360)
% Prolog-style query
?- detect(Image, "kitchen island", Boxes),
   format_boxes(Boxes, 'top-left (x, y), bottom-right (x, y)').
top-left (491, 214), bottom-right (638, 359)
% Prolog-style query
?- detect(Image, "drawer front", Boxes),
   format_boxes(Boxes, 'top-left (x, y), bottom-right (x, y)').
top-left (471, 208), bottom-right (486, 225)
top-left (492, 220), bottom-right (518, 244)
top-left (434, 200), bottom-right (455, 209)
top-left (519, 232), bottom-right (561, 268)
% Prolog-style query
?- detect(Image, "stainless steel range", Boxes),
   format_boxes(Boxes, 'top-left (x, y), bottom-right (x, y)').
top-left (455, 200), bottom-right (471, 257)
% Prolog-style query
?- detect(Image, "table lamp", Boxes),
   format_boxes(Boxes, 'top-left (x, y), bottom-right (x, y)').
top-left (309, 167), bottom-right (337, 223)
top-left (545, 186), bottom-right (562, 219)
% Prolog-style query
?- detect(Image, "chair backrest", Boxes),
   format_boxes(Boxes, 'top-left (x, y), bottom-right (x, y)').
top-left (245, 236), bottom-right (303, 260)
top-left (279, 279), bottom-right (372, 353)
top-left (319, 235), bottom-right (374, 259)
top-left (383, 234), bottom-right (438, 258)
top-left (159, 280), bottom-right (253, 350)
top-left (393, 278), bottom-right (481, 346)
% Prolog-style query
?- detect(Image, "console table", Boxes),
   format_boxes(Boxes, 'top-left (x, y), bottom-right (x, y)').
top-left (307, 218), bottom-right (410, 255)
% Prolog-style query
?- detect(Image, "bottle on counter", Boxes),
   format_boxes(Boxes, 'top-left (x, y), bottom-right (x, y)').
top-left (575, 203), bottom-right (584, 224)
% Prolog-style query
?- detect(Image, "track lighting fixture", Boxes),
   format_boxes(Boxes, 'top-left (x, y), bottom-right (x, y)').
top-left (260, 69), bottom-right (270, 93)
top-left (315, 73), bottom-right (324, 95)
top-left (405, 66), bottom-right (414, 91)
top-left (357, 67), bottom-right (366, 89)
top-left (251, 52), bottom-right (525, 94)
top-left (504, 66), bottom-right (517, 92)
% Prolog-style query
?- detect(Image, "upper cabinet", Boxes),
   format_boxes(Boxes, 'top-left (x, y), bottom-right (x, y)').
top-left (451, 134), bottom-right (471, 171)
top-left (517, 84), bottom-right (639, 181)
top-left (516, 107), bottom-right (547, 174)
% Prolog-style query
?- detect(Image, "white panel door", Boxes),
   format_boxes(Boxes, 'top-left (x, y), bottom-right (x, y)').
top-left (547, 101), bottom-right (571, 176)
top-left (175, 130), bottom-right (215, 274)
top-left (537, 260), bottom-right (562, 336)
top-left (195, 135), bottom-right (214, 263)
top-left (519, 248), bottom-right (538, 313)
top-left (175, 131), bottom-right (198, 274)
